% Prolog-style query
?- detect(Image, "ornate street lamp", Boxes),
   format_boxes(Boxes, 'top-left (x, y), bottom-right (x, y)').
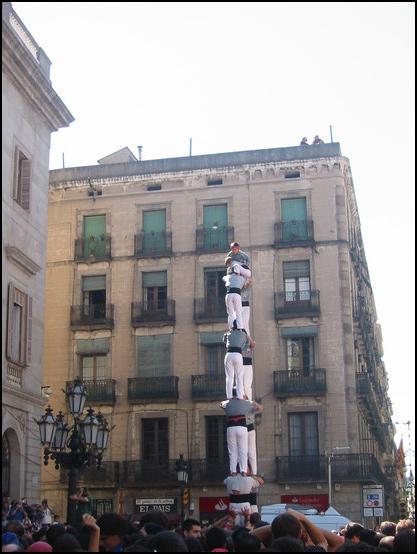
top-left (35, 378), bottom-right (113, 526)
top-left (176, 454), bottom-right (189, 524)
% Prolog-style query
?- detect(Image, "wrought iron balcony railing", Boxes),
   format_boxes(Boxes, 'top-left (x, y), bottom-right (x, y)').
top-left (134, 231), bottom-right (172, 258)
top-left (66, 379), bottom-right (116, 406)
top-left (274, 369), bottom-right (327, 397)
top-left (121, 460), bottom-right (178, 486)
top-left (191, 374), bottom-right (226, 400)
top-left (275, 290), bottom-right (320, 318)
top-left (75, 234), bottom-right (112, 261)
top-left (131, 300), bottom-right (175, 326)
top-left (128, 376), bottom-right (179, 402)
top-left (196, 226), bottom-right (234, 253)
top-left (274, 221), bottom-right (314, 247)
top-left (194, 297), bottom-right (227, 323)
top-left (275, 453), bottom-right (388, 485)
top-left (70, 304), bottom-right (114, 329)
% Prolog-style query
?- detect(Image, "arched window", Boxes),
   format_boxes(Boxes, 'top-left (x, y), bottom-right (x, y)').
top-left (2, 434), bottom-right (10, 497)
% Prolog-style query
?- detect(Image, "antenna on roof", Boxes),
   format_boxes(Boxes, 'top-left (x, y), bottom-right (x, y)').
top-left (330, 125), bottom-right (334, 143)
top-left (189, 138), bottom-right (192, 157)
top-left (137, 146), bottom-right (142, 161)
top-left (62, 152), bottom-right (65, 168)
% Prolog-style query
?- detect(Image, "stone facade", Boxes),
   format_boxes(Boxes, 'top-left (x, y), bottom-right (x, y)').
top-left (2, 2), bottom-right (73, 503)
top-left (43, 143), bottom-right (398, 524)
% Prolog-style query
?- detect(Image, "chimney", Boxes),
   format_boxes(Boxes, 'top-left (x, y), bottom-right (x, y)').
top-left (137, 145), bottom-right (142, 161)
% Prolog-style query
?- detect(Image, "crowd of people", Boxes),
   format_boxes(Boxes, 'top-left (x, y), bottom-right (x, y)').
top-left (2, 499), bottom-right (415, 552)
top-left (300, 135), bottom-right (324, 145)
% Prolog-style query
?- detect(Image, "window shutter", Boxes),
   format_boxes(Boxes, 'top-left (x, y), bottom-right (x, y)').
top-left (26, 296), bottom-right (32, 364)
top-left (283, 261), bottom-right (310, 279)
top-left (143, 210), bottom-right (166, 233)
top-left (142, 271), bottom-right (167, 288)
top-left (137, 335), bottom-right (171, 377)
top-left (281, 198), bottom-right (307, 222)
top-left (82, 275), bottom-right (106, 291)
top-left (6, 283), bottom-right (15, 360)
top-left (203, 204), bottom-right (228, 228)
top-left (83, 215), bottom-right (106, 238)
top-left (76, 338), bottom-right (110, 354)
top-left (20, 159), bottom-right (31, 210)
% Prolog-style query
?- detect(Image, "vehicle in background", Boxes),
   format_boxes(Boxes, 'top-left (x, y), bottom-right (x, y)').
top-left (260, 503), bottom-right (350, 532)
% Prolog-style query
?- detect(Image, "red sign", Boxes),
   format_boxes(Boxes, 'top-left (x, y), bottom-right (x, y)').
top-left (199, 497), bottom-right (230, 513)
top-left (281, 494), bottom-right (329, 512)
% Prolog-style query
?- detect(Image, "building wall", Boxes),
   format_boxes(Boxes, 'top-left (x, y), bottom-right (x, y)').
top-left (2, 2), bottom-right (73, 503)
top-left (43, 147), bottom-right (397, 522)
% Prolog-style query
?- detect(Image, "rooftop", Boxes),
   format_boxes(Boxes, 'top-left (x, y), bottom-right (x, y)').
top-left (49, 142), bottom-right (342, 184)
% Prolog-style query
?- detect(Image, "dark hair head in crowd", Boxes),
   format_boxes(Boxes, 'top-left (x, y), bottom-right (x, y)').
top-left (205, 527), bottom-right (228, 551)
top-left (380, 521), bottom-right (397, 537)
top-left (393, 529), bottom-right (415, 553)
top-left (358, 529), bottom-right (379, 546)
top-left (343, 523), bottom-right (365, 540)
top-left (97, 512), bottom-right (128, 552)
top-left (142, 522), bottom-right (165, 536)
top-left (378, 535), bottom-right (394, 551)
top-left (148, 530), bottom-right (189, 552)
top-left (46, 524), bottom-right (67, 549)
top-left (271, 513), bottom-right (302, 539)
top-left (336, 542), bottom-right (380, 552)
top-left (183, 536), bottom-right (204, 552)
top-left (139, 509), bottom-right (169, 530)
top-left (232, 527), bottom-right (261, 552)
top-left (52, 532), bottom-right (83, 552)
top-left (269, 536), bottom-right (305, 552)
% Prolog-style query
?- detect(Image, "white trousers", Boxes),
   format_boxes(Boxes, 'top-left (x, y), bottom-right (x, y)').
top-left (224, 352), bottom-right (244, 399)
top-left (225, 293), bottom-right (243, 329)
top-left (242, 305), bottom-right (250, 334)
top-left (227, 426), bottom-right (248, 474)
top-left (243, 364), bottom-right (253, 401)
top-left (230, 501), bottom-right (251, 527)
top-left (248, 428), bottom-right (257, 475)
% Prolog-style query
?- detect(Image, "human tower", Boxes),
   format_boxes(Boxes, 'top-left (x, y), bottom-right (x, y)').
top-left (220, 242), bottom-right (264, 527)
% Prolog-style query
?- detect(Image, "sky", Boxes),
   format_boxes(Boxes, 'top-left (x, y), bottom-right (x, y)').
top-left (12, 2), bottom-right (415, 463)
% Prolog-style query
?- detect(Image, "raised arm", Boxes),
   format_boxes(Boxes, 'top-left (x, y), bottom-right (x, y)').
top-left (286, 509), bottom-right (328, 550)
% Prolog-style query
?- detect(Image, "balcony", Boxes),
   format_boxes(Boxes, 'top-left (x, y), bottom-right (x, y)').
top-left (121, 460), bottom-right (178, 486)
top-left (273, 369), bottom-right (327, 397)
top-left (356, 372), bottom-right (388, 449)
top-left (66, 379), bottom-right (116, 406)
top-left (128, 376), bottom-right (179, 402)
top-left (60, 461), bottom-right (120, 485)
top-left (194, 297), bottom-right (227, 323)
top-left (275, 290), bottom-right (320, 319)
top-left (274, 221), bottom-right (314, 248)
top-left (131, 300), bottom-right (175, 327)
top-left (276, 453), bottom-right (387, 484)
top-left (191, 374), bottom-right (226, 400)
top-left (196, 226), bottom-right (234, 254)
top-left (75, 234), bottom-right (111, 261)
top-left (189, 459), bottom-right (230, 484)
top-left (70, 304), bottom-right (114, 330)
top-left (134, 231), bottom-right (172, 258)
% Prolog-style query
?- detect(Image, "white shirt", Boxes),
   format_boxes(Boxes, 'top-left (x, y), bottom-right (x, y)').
top-left (224, 475), bottom-right (258, 494)
top-left (41, 507), bottom-right (52, 525)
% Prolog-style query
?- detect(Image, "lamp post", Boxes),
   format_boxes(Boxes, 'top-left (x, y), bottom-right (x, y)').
top-left (35, 378), bottom-right (113, 526)
top-left (176, 454), bottom-right (189, 524)
top-left (327, 446), bottom-right (351, 510)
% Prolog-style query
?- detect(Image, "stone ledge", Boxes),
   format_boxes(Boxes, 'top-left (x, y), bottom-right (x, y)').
top-left (5, 245), bottom-right (41, 275)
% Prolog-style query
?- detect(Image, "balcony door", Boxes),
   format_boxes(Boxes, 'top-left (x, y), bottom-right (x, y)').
top-left (80, 354), bottom-right (108, 381)
top-left (287, 337), bottom-right (314, 374)
top-left (83, 215), bottom-right (106, 257)
top-left (142, 271), bottom-right (167, 312)
top-left (288, 412), bottom-right (320, 477)
top-left (142, 418), bottom-right (169, 478)
top-left (143, 209), bottom-right (166, 253)
top-left (281, 198), bottom-right (308, 240)
top-left (82, 275), bottom-right (106, 319)
top-left (203, 204), bottom-right (228, 249)
top-left (283, 261), bottom-right (311, 302)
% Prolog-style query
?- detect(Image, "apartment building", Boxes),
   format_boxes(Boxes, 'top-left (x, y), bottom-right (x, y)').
top-left (2, 2), bottom-right (73, 502)
top-left (42, 142), bottom-right (398, 523)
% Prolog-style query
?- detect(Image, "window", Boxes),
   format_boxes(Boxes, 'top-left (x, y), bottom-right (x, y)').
top-left (142, 210), bottom-right (166, 253)
top-left (80, 354), bottom-right (109, 380)
top-left (205, 344), bottom-right (226, 375)
top-left (82, 275), bottom-right (106, 318)
top-left (205, 416), bottom-right (227, 462)
top-left (202, 204), bottom-right (228, 250)
top-left (13, 149), bottom-right (31, 210)
top-left (83, 215), bottom-right (106, 257)
top-left (207, 178), bottom-right (223, 186)
top-left (2, 434), bottom-right (10, 497)
top-left (283, 261), bottom-right (311, 301)
top-left (142, 271), bottom-right (167, 311)
top-left (288, 412), bottom-right (319, 458)
top-left (284, 171), bottom-right (301, 179)
top-left (94, 500), bottom-right (113, 518)
top-left (147, 184), bottom-right (161, 191)
top-left (6, 284), bottom-right (32, 366)
top-left (281, 198), bottom-right (308, 240)
top-left (137, 335), bottom-right (171, 377)
top-left (142, 418), bottom-right (169, 463)
top-left (204, 268), bottom-right (226, 301)
top-left (287, 337), bottom-right (314, 371)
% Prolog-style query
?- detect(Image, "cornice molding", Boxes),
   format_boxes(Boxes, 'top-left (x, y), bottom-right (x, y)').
top-left (5, 245), bottom-right (42, 275)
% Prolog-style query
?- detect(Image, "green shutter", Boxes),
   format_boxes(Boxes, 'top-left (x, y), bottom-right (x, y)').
top-left (82, 275), bottom-right (106, 291)
top-left (137, 335), bottom-right (171, 376)
top-left (281, 198), bottom-right (307, 222)
top-left (203, 205), bottom-right (227, 228)
top-left (83, 215), bottom-right (106, 257)
top-left (77, 338), bottom-right (110, 354)
top-left (200, 332), bottom-right (225, 345)
top-left (143, 210), bottom-right (166, 233)
top-left (283, 261), bottom-right (310, 279)
top-left (281, 326), bottom-right (318, 338)
top-left (142, 271), bottom-right (167, 288)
